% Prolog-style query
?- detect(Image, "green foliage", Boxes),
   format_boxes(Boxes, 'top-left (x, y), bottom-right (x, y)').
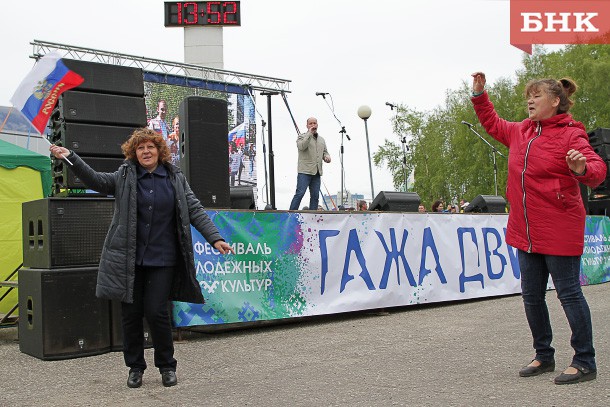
top-left (374, 44), bottom-right (610, 207)
top-left (144, 82), bottom-right (235, 129)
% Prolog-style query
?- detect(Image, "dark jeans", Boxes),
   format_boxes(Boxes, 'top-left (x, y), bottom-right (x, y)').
top-left (518, 250), bottom-right (596, 370)
top-left (289, 173), bottom-right (321, 210)
top-left (122, 266), bottom-right (176, 373)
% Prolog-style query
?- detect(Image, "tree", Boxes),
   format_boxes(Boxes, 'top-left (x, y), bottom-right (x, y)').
top-left (374, 44), bottom-right (610, 207)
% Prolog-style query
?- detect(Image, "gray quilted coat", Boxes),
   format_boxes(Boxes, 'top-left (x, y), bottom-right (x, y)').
top-left (66, 152), bottom-right (224, 304)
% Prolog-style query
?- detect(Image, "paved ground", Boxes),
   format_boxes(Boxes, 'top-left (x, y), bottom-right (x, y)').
top-left (1, 283), bottom-right (609, 407)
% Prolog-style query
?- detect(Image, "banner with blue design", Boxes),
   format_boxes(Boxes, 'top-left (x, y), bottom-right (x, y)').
top-left (172, 213), bottom-right (610, 327)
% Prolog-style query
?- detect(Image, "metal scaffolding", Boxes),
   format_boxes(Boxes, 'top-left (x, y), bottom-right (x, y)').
top-left (31, 39), bottom-right (291, 94)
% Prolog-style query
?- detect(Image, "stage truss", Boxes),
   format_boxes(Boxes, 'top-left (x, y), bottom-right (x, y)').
top-left (31, 39), bottom-right (291, 94)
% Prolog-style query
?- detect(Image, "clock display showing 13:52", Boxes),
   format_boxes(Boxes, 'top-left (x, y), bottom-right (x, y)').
top-left (164, 1), bottom-right (241, 26)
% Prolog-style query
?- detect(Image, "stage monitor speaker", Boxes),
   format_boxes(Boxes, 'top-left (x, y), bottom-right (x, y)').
top-left (587, 128), bottom-right (610, 147)
top-left (62, 59), bottom-right (144, 96)
top-left (18, 267), bottom-right (111, 360)
top-left (369, 191), bottom-right (421, 212)
top-left (52, 156), bottom-right (125, 192)
top-left (109, 301), bottom-right (152, 352)
top-left (22, 198), bottom-right (114, 269)
top-left (179, 96), bottom-right (230, 208)
top-left (230, 186), bottom-right (256, 209)
top-left (51, 122), bottom-right (135, 158)
top-left (463, 195), bottom-right (507, 213)
top-left (588, 198), bottom-right (610, 216)
top-left (55, 91), bottom-right (146, 127)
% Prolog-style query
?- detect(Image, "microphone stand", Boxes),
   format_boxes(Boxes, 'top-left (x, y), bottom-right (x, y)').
top-left (320, 94), bottom-right (350, 206)
top-left (463, 123), bottom-right (506, 196)
top-left (387, 103), bottom-right (407, 191)
top-left (400, 136), bottom-right (409, 191)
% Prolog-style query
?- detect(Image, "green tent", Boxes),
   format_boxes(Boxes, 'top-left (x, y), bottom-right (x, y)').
top-left (0, 139), bottom-right (52, 196)
top-left (0, 139), bottom-right (51, 318)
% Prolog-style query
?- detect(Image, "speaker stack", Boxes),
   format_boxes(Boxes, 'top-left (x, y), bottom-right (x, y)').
top-left (50, 59), bottom-right (146, 196)
top-left (179, 96), bottom-right (231, 208)
top-left (19, 198), bottom-right (114, 359)
top-left (587, 128), bottom-right (610, 215)
top-left (18, 60), bottom-right (148, 360)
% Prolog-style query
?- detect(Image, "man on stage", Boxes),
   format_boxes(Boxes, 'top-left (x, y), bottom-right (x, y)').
top-left (289, 117), bottom-right (331, 210)
top-left (148, 99), bottom-right (170, 140)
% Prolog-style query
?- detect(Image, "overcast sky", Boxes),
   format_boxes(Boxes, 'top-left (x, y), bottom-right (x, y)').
top-left (0, 0), bottom-right (527, 209)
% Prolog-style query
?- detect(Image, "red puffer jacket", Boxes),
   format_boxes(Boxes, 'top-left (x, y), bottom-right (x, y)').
top-left (472, 92), bottom-right (606, 256)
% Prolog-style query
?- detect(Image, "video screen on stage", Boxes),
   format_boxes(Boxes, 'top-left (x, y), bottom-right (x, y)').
top-left (143, 76), bottom-right (257, 194)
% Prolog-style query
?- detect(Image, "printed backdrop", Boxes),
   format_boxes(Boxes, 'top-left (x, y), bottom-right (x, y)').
top-left (172, 213), bottom-right (610, 327)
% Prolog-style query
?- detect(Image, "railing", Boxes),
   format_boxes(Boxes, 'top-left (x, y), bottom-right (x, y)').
top-left (0, 266), bottom-right (20, 326)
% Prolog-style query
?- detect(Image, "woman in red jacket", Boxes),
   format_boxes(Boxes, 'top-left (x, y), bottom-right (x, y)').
top-left (471, 72), bottom-right (606, 385)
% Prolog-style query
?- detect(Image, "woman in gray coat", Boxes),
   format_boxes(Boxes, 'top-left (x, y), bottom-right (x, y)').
top-left (50, 128), bottom-right (234, 389)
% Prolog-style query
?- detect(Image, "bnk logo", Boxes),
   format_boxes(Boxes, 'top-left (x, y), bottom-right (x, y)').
top-left (510, 0), bottom-right (610, 53)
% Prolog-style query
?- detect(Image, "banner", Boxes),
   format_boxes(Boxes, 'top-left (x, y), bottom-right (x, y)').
top-left (173, 213), bottom-right (610, 327)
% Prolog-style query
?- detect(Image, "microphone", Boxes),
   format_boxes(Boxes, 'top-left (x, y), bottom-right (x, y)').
top-left (385, 102), bottom-right (396, 110)
top-left (461, 120), bottom-right (474, 127)
top-left (316, 92), bottom-right (329, 97)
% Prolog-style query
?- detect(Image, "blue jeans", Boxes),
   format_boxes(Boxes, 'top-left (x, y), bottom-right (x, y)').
top-left (518, 250), bottom-right (596, 370)
top-left (289, 173), bottom-right (321, 210)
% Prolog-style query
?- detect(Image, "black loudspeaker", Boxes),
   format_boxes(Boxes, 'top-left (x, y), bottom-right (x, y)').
top-left (62, 59), bottom-right (144, 96)
top-left (179, 96), bottom-right (230, 208)
top-left (22, 198), bottom-right (114, 268)
top-left (464, 195), bottom-right (507, 213)
top-left (588, 199), bottom-right (610, 216)
top-left (51, 122), bottom-right (135, 157)
top-left (55, 91), bottom-right (146, 127)
top-left (588, 128), bottom-right (610, 199)
top-left (230, 186), bottom-right (256, 209)
top-left (18, 267), bottom-right (111, 360)
top-left (587, 128), bottom-right (610, 147)
top-left (580, 182), bottom-right (589, 214)
top-left (369, 191), bottom-right (421, 212)
top-left (109, 301), bottom-right (153, 352)
top-left (52, 156), bottom-right (125, 191)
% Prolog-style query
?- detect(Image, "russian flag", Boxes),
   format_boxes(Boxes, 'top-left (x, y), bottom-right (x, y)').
top-left (228, 122), bottom-right (246, 147)
top-left (10, 52), bottom-right (84, 134)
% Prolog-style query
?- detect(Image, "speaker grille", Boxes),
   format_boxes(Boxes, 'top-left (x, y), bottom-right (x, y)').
top-left (56, 91), bottom-right (146, 127)
top-left (51, 122), bottom-right (135, 157)
top-left (22, 198), bottom-right (114, 269)
top-left (179, 96), bottom-right (230, 208)
top-left (18, 267), bottom-right (111, 360)
top-left (53, 156), bottom-right (125, 191)
top-left (63, 59), bottom-right (144, 96)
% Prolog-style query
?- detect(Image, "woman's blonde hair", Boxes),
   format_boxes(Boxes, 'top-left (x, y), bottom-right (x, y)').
top-left (524, 77), bottom-right (578, 114)
top-left (121, 128), bottom-right (172, 164)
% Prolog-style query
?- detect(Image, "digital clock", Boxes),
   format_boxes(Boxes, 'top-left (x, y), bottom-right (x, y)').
top-left (164, 1), bottom-right (241, 26)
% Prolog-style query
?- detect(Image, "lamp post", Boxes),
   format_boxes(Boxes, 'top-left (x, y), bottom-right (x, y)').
top-left (357, 105), bottom-right (375, 202)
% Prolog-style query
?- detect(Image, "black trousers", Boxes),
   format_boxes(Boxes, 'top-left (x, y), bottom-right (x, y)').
top-left (121, 266), bottom-right (176, 372)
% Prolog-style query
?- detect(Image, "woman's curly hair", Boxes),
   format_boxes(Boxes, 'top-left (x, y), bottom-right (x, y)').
top-left (525, 77), bottom-right (578, 114)
top-left (121, 128), bottom-right (172, 164)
